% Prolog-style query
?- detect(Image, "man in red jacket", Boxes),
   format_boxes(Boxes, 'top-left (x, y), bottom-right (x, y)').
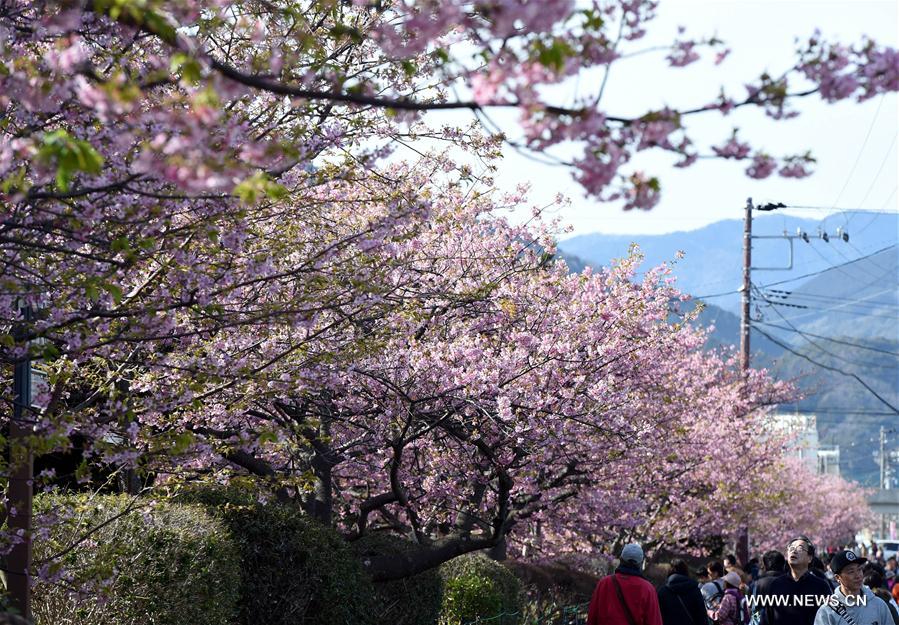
top-left (588, 543), bottom-right (663, 625)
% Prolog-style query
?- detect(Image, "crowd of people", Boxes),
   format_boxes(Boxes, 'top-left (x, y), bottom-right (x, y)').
top-left (587, 538), bottom-right (899, 625)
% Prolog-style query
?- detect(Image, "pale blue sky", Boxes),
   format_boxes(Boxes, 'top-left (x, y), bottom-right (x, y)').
top-left (426, 0), bottom-right (898, 236)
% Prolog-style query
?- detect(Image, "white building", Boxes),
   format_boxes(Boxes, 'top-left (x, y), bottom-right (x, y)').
top-left (770, 412), bottom-right (840, 477)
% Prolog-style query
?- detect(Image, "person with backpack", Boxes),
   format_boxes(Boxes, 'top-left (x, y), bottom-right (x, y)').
top-left (587, 543), bottom-right (663, 625)
top-left (658, 559), bottom-right (708, 625)
top-left (710, 572), bottom-right (751, 625)
top-left (702, 561), bottom-right (727, 615)
top-left (760, 536), bottom-right (832, 625)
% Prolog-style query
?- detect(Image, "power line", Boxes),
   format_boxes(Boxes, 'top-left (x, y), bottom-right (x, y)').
top-left (763, 290), bottom-right (899, 310)
top-left (751, 325), bottom-right (899, 415)
top-left (758, 299), bottom-right (899, 320)
top-left (693, 289), bottom-right (740, 300)
top-left (831, 94), bottom-right (885, 218)
top-left (846, 240), bottom-right (894, 274)
top-left (783, 205), bottom-right (898, 213)
top-left (764, 290), bottom-right (898, 309)
top-left (806, 238), bottom-right (881, 284)
top-left (766, 286), bottom-right (897, 304)
top-left (760, 298), bottom-right (899, 317)
top-left (854, 186), bottom-right (898, 237)
top-left (855, 131), bottom-right (898, 212)
top-left (755, 321), bottom-right (899, 357)
top-left (755, 244), bottom-right (896, 289)
top-left (756, 261), bottom-right (899, 323)
top-left (752, 284), bottom-right (898, 369)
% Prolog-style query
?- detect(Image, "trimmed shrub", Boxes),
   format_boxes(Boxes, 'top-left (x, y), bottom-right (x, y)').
top-left (505, 559), bottom-right (598, 624)
top-left (351, 533), bottom-right (443, 625)
top-left (181, 486), bottom-right (378, 625)
top-left (439, 554), bottom-right (522, 625)
top-left (33, 493), bottom-right (240, 625)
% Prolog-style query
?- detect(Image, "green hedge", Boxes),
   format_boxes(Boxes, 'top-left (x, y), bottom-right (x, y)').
top-left (33, 493), bottom-right (240, 625)
top-left (181, 486), bottom-right (378, 625)
top-left (33, 488), bottom-right (526, 625)
top-left (439, 554), bottom-right (522, 625)
top-left (351, 533), bottom-right (443, 625)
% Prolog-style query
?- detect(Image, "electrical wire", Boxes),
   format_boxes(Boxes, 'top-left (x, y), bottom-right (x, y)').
top-left (692, 289), bottom-right (741, 300)
top-left (846, 241), bottom-right (895, 274)
top-left (759, 292), bottom-right (899, 315)
top-left (756, 255), bottom-right (898, 323)
top-left (855, 131), bottom-right (898, 213)
top-left (805, 239), bottom-right (879, 283)
top-left (758, 300), bottom-right (899, 320)
top-left (854, 186), bottom-right (898, 237)
top-left (751, 324), bottom-right (899, 415)
top-left (831, 94), bottom-right (886, 221)
top-left (764, 288), bottom-right (898, 307)
top-left (763, 301), bottom-right (898, 316)
top-left (754, 321), bottom-right (899, 357)
top-left (751, 284), bottom-right (898, 369)
top-left (755, 244), bottom-right (896, 288)
top-left (783, 206), bottom-right (897, 213)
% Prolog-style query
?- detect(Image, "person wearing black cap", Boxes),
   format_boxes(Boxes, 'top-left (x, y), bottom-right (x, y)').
top-left (814, 549), bottom-right (894, 625)
top-left (759, 536), bottom-right (832, 625)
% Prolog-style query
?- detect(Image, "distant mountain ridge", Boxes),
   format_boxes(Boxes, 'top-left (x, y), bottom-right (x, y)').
top-left (559, 212), bottom-right (898, 315)
top-left (558, 216), bottom-right (899, 486)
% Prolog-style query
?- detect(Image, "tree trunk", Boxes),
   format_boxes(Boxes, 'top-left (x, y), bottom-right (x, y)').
top-left (304, 450), bottom-right (333, 524)
top-left (362, 534), bottom-right (500, 582)
top-left (487, 536), bottom-right (507, 561)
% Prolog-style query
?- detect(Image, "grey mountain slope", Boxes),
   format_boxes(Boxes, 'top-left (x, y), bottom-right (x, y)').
top-left (559, 213), bottom-right (898, 315)
top-left (558, 220), bottom-right (898, 486)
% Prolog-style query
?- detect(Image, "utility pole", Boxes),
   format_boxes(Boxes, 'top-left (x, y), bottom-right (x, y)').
top-left (881, 425), bottom-right (887, 537)
top-left (741, 198), bottom-right (753, 373)
top-left (735, 198), bottom-right (853, 565)
top-left (736, 198), bottom-right (753, 569)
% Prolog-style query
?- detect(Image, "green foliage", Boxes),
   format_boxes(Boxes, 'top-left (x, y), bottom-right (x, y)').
top-left (351, 534), bottom-right (443, 625)
top-left (180, 486), bottom-right (378, 625)
top-left (32, 493), bottom-right (240, 625)
top-left (531, 39), bottom-right (575, 73)
top-left (439, 554), bottom-right (522, 625)
top-left (37, 130), bottom-right (104, 191)
top-left (232, 171), bottom-right (289, 204)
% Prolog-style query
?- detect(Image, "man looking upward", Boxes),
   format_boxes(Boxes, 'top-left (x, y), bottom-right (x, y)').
top-left (760, 536), bottom-right (831, 625)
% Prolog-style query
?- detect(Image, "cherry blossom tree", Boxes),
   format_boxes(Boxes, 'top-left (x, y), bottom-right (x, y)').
top-left (0, 0), bottom-right (882, 603)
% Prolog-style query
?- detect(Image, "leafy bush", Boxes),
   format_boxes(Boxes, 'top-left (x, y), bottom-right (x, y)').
top-left (505, 559), bottom-right (598, 624)
top-left (439, 554), bottom-right (522, 625)
top-left (32, 493), bottom-right (240, 625)
top-left (351, 533), bottom-right (443, 625)
top-left (181, 486), bottom-right (378, 625)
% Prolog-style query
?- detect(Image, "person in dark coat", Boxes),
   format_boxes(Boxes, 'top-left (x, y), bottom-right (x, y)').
top-left (752, 550), bottom-right (786, 596)
top-left (658, 559), bottom-right (708, 625)
top-left (760, 536), bottom-right (831, 625)
top-left (749, 550), bottom-right (786, 621)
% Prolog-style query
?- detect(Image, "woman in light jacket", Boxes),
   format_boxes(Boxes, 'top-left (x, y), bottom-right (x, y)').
top-left (711, 572), bottom-right (749, 625)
